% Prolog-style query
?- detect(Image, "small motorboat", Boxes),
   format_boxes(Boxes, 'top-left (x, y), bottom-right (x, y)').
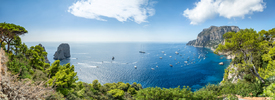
top-left (164, 54), bottom-right (166, 56)
top-left (175, 51), bottom-right (179, 54)
top-left (159, 57), bottom-right (162, 59)
top-left (169, 56), bottom-right (172, 58)
top-left (134, 66), bottom-right (137, 69)
top-left (162, 51), bottom-right (165, 53)
top-left (169, 64), bottom-right (173, 67)
top-left (184, 61), bottom-right (188, 63)
top-left (219, 62), bottom-right (224, 65)
top-left (151, 68), bottom-right (155, 70)
top-left (139, 51), bottom-right (145, 53)
top-left (156, 66), bottom-right (158, 67)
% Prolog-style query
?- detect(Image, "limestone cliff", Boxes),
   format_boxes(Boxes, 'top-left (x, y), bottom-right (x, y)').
top-left (187, 26), bottom-right (240, 59)
top-left (187, 26), bottom-right (240, 48)
top-left (54, 43), bottom-right (71, 60)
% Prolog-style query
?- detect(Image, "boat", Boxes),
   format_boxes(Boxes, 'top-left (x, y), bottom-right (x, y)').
top-left (134, 66), bottom-right (137, 69)
top-left (139, 51), bottom-right (145, 53)
top-left (175, 51), bottom-right (179, 54)
top-left (159, 57), bottom-right (162, 59)
top-left (151, 68), bottom-right (155, 70)
top-left (169, 56), bottom-right (172, 58)
top-left (164, 54), bottom-right (166, 56)
top-left (184, 61), bottom-right (188, 63)
top-left (156, 66), bottom-right (158, 67)
top-left (139, 45), bottom-right (145, 53)
top-left (175, 59), bottom-right (177, 60)
top-left (162, 51), bottom-right (165, 53)
top-left (219, 62), bottom-right (224, 65)
top-left (169, 64), bottom-right (173, 67)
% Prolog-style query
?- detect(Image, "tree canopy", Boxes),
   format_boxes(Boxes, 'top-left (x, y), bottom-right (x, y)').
top-left (0, 22), bottom-right (28, 52)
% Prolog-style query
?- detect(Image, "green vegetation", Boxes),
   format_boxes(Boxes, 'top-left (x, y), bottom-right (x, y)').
top-left (1, 22), bottom-right (275, 99)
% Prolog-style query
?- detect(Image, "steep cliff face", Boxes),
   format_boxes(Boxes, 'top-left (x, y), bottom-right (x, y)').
top-left (187, 26), bottom-right (240, 48)
top-left (54, 43), bottom-right (71, 60)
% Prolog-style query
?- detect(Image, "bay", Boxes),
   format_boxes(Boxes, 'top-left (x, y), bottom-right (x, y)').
top-left (25, 42), bottom-right (231, 91)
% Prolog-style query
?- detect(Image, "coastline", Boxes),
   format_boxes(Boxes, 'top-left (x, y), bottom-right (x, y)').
top-left (189, 45), bottom-right (233, 84)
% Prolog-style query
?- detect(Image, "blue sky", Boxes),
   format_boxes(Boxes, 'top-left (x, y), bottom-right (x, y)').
top-left (0, 0), bottom-right (274, 42)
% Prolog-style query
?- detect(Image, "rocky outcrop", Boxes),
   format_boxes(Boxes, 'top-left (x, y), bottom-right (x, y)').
top-left (187, 26), bottom-right (240, 48)
top-left (187, 26), bottom-right (240, 59)
top-left (227, 64), bottom-right (244, 83)
top-left (220, 64), bottom-right (245, 84)
top-left (38, 44), bottom-right (50, 64)
top-left (53, 43), bottom-right (70, 60)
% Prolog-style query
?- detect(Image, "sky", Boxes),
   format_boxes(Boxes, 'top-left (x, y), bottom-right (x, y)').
top-left (0, 0), bottom-right (274, 43)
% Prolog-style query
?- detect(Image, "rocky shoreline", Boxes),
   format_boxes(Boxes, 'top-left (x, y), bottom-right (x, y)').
top-left (186, 26), bottom-right (240, 85)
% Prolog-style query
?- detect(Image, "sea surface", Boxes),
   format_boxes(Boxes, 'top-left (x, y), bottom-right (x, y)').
top-left (25, 42), bottom-right (231, 91)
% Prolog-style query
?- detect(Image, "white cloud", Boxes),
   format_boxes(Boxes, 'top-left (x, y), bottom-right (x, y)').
top-left (68, 0), bottom-right (156, 24)
top-left (183, 0), bottom-right (266, 25)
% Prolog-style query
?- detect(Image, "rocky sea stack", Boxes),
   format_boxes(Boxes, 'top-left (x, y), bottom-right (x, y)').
top-left (53, 43), bottom-right (70, 60)
top-left (187, 26), bottom-right (240, 48)
top-left (38, 44), bottom-right (50, 64)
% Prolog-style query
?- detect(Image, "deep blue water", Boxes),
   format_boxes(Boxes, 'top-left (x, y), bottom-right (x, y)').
top-left (25, 42), bottom-right (231, 91)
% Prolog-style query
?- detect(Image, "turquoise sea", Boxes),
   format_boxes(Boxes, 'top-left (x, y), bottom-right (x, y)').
top-left (26, 42), bottom-right (231, 91)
